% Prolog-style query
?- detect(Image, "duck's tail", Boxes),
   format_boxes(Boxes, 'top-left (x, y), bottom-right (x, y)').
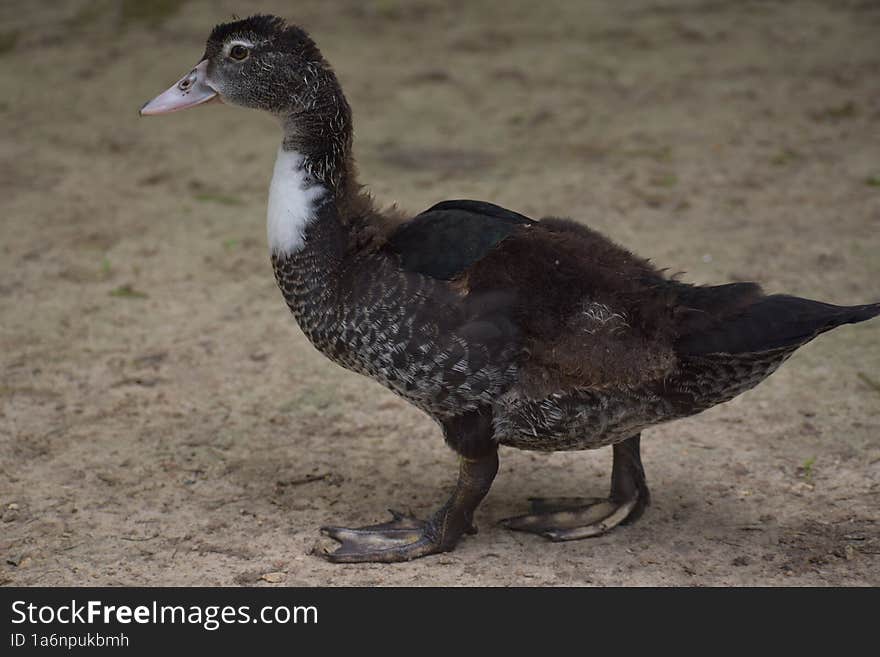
top-left (676, 293), bottom-right (880, 356)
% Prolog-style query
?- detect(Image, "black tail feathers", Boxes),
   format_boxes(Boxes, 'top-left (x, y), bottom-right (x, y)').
top-left (677, 295), bottom-right (880, 356)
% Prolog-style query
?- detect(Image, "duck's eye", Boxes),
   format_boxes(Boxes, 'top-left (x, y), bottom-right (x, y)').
top-left (229, 44), bottom-right (249, 61)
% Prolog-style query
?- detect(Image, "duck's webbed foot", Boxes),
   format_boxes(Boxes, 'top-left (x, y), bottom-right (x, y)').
top-left (319, 449), bottom-right (498, 563)
top-left (500, 496), bottom-right (643, 541)
top-left (501, 434), bottom-right (650, 542)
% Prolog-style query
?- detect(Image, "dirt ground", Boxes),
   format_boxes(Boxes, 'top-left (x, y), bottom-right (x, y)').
top-left (1, 0), bottom-right (878, 587)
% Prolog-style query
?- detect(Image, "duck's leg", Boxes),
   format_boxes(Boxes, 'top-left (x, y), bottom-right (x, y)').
top-left (501, 433), bottom-right (649, 541)
top-left (320, 448), bottom-right (498, 563)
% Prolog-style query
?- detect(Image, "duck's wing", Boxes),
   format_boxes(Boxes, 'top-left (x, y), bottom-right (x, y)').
top-left (443, 216), bottom-right (683, 395)
top-left (385, 207), bottom-right (672, 393)
top-left (384, 200), bottom-right (534, 280)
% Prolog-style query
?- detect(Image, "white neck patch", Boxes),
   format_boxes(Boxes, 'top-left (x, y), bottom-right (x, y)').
top-left (266, 147), bottom-right (327, 256)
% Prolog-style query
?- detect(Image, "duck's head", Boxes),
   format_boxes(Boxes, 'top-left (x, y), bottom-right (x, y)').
top-left (139, 14), bottom-right (332, 117)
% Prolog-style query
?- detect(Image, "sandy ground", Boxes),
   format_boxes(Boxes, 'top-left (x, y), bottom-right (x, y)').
top-left (1, 0), bottom-right (879, 587)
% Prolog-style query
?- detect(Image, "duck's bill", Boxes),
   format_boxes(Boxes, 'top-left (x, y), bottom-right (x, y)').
top-left (139, 60), bottom-right (219, 116)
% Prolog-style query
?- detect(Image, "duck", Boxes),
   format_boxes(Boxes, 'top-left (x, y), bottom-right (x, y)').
top-left (140, 14), bottom-right (880, 563)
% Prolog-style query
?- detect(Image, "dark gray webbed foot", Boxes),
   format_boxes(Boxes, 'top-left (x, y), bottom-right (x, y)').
top-left (500, 495), bottom-right (643, 541)
top-left (320, 510), bottom-right (450, 563)
top-left (501, 434), bottom-right (650, 542)
top-left (319, 450), bottom-right (498, 563)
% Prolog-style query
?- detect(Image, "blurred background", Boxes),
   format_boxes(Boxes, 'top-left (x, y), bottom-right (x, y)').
top-left (1, 0), bottom-right (878, 586)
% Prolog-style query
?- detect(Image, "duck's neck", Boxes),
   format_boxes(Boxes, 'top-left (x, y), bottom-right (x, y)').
top-left (266, 146), bottom-right (336, 258)
top-left (266, 71), bottom-right (360, 263)
top-left (268, 148), bottom-right (348, 323)
top-left (267, 131), bottom-right (355, 343)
